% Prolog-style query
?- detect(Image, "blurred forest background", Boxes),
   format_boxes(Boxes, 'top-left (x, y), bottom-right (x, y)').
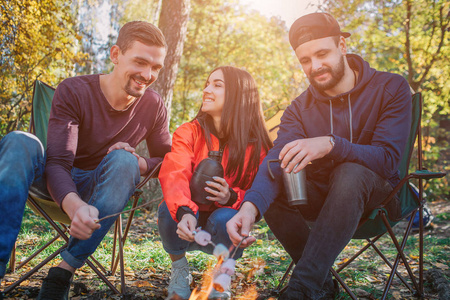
top-left (1, 0), bottom-right (448, 200)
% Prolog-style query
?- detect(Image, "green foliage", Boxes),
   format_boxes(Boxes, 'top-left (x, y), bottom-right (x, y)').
top-left (0, 0), bottom-right (87, 137)
top-left (169, 0), bottom-right (305, 131)
top-left (322, 0), bottom-right (450, 200)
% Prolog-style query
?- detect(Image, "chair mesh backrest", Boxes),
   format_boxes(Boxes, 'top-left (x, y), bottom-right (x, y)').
top-left (353, 93), bottom-right (421, 239)
top-left (30, 80), bottom-right (55, 148)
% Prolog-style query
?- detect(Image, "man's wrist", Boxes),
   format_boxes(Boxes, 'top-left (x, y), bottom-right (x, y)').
top-left (241, 201), bottom-right (259, 218)
top-left (61, 192), bottom-right (87, 219)
top-left (327, 135), bottom-right (335, 154)
top-left (329, 136), bottom-right (335, 148)
top-left (138, 156), bottom-right (148, 175)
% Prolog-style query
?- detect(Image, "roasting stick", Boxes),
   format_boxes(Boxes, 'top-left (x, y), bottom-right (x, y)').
top-left (231, 236), bottom-right (248, 259)
top-left (95, 196), bottom-right (163, 223)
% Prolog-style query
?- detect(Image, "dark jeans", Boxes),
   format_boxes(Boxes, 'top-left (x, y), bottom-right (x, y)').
top-left (264, 162), bottom-right (394, 299)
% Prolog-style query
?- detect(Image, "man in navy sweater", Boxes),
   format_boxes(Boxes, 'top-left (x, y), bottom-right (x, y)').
top-left (227, 13), bottom-right (411, 299)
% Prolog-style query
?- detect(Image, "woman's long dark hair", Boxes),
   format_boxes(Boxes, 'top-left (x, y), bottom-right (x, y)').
top-left (195, 66), bottom-right (273, 189)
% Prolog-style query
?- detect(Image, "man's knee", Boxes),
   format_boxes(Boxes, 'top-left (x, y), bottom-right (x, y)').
top-left (104, 149), bottom-right (140, 182)
top-left (330, 162), bottom-right (373, 187)
top-left (2, 131), bottom-right (44, 159)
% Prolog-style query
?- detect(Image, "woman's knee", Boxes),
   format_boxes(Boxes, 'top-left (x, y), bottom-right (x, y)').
top-left (157, 202), bottom-right (178, 235)
top-left (206, 208), bottom-right (236, 237)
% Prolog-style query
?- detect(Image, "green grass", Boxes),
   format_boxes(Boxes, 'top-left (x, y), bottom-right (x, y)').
top-left (8, 204), bottom-right (450, 299)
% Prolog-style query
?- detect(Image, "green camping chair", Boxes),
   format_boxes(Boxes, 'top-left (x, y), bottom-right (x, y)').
top-left (272, 92), bottom-right (446, 299)
top-left (5, 80), bottom-right (161, 295)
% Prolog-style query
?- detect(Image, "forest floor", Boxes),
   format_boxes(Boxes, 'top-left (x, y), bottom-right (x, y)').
top-left (2, 200), bottom-right (449, 300)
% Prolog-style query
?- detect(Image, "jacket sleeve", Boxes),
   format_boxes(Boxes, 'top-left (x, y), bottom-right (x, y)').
top-left (327, 77), bottom-right (412, 183)
top-left (158, 123), bottom-right (199, 222)
top-left (243, 108), bottom-right (305, 218)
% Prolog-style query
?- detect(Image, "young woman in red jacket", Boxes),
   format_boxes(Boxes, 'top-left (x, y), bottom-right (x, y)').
top-left (158, 66), bottom-right (272, 299)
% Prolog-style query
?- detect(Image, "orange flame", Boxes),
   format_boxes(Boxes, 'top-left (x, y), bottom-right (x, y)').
top-left (188, 256), bottom-right (262, 300)
top-left (236, 286), bottom-right (258, 300)
top-left (188, 257), bottom-right (223, 300)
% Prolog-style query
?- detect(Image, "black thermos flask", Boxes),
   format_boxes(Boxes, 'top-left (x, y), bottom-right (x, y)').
top-left (190, 151), bottom-right (224, 205)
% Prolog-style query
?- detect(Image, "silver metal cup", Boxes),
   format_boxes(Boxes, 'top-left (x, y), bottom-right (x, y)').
top-left (268, 159), bottom-right (308, 206)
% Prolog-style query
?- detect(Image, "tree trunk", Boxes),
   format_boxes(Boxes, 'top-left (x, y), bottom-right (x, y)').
top-left (153, 0), bottom-right (191, 123)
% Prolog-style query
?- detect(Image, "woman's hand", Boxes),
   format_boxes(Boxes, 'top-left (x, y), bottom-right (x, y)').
top-left (177, 214), bottom-right (197, 242)
top-left (205, 176), bottom-right (231, 205)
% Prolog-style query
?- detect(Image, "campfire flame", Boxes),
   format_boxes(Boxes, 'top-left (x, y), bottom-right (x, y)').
top-left (236, 286), bottom-right (258, 300)
top-left (188, 257), bottom-right (223, 300)
top-left (187, 256), bottom-right (262, 300)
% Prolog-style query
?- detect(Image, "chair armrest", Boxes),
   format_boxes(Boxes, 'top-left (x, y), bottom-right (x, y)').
top-left (136, 161), bottom-right (163, 190)
top-left (411, 169), bottom-right (446, 180)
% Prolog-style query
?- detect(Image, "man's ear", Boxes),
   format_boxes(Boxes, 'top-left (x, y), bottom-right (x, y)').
top-left (339, 36), bottom-right (347, 55)
top-left (110, 45), bottom-right (120, 64)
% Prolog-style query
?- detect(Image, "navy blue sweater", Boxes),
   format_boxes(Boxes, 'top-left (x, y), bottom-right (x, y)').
top-left (244, 54), bottom-right (412, 217)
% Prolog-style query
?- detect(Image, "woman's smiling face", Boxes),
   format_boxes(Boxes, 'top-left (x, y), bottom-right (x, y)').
top-left (201, 69), bottom-right (226, 118)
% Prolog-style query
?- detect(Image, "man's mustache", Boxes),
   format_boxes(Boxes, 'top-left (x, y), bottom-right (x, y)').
top-left (310, 67), bottom-right (332, 78)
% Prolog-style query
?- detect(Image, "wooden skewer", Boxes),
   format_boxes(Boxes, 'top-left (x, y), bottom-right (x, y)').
top-left (95, 196), bottom-right (163, 223)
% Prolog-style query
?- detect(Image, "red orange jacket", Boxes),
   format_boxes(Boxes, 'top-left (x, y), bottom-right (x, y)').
top-left (159, 120), bottom-right (267, 222)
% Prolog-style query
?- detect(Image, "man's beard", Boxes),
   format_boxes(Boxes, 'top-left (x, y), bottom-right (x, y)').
top-left (124, 75), bottom-right (151, 98)
top-left (309, 55), bottom-right (346, 92)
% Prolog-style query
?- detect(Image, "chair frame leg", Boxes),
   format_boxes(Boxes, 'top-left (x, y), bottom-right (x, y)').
top-left (380, 210), bottom-right (421, 299)
top-left (9, 242), bottom-right (16, 273)
top-left (271, 260), bottom-right (294, 296)
top-left (111, 192), bottom-right (142, 275)
top-left (4, 244), bottom-right (67, 294)
top-left (330, 268), bottom-right (358, 299)
top-left (5, 197), bottom-right (122, 296)
top-left (13, 235), bottom-right (62, 271)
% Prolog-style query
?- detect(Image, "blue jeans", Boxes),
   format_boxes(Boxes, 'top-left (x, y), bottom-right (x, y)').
top-left (157, 201), bottom-right (244, 259)
top-left (0, 132), bottom-right (46, 277)
top-left (264, 162), bottom-right (395, 299)
top-left (0, 131), bottom-right (140, 276)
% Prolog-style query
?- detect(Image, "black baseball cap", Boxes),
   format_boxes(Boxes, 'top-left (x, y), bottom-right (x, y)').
top-left (289, 13), bottom-right (351, 50)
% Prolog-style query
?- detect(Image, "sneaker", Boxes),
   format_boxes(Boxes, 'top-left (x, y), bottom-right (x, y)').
top-left (167, 257), bottom-right (192, 300)
top-left (209, 287), bottom-right (231, 300)
top-left (36, 267), bottom-right (72, 300)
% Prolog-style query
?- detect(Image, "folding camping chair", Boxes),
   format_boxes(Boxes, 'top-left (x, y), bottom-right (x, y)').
top-left (271, 92), bottom-right (446, 299)
top-left (4, 80), bottom-right (162, 295)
